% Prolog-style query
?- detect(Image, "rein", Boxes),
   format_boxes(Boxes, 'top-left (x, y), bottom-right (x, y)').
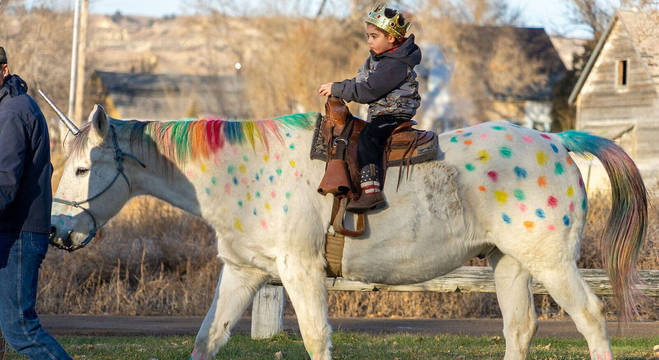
top-left (50, 125), bottom-right (146, 252)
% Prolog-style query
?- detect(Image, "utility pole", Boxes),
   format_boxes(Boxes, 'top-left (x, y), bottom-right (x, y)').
top-left (68, 0), bottom-right (81, 123)
top-left (74, 0), bottom-right (88, 122)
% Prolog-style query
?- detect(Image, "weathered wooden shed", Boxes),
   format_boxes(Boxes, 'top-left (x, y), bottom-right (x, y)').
top-left (568, 10), bottom-right (658, 190)
top-left (86, 71), bottom-right (250, 121)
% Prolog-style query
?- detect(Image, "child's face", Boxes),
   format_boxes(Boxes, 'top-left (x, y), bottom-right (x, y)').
top-left (366, 24), bottom-right (396, 55)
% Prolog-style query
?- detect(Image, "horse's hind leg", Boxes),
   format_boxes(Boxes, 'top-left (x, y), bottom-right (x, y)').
top-left (276, 254), bottom-right (331, 360)
top-left (191, 263), bottom-right (268, 360)
top-left (489, 249), bottom-right (538, 360)
top-left (531, 262), bottom-right (612, 359)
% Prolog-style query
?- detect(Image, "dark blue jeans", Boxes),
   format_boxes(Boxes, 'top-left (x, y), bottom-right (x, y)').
top-left (0, 231), bottom-right (72, 359)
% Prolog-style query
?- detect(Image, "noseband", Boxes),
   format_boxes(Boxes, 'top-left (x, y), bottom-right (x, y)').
top-left (51, 125), bottom-right (146, 252)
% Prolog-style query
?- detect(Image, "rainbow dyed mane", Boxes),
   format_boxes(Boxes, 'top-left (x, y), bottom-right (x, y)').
top-left (143, 112), bottom-right (317, 163)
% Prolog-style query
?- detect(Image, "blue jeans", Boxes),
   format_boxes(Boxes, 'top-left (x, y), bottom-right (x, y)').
top-left (0, 231), bottom-right (72, 360)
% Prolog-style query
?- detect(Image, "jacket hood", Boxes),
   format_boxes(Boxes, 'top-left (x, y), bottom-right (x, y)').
top-left (372, 34), bottom-right (421, 67)
top-left (0, 74), bottom-right (28, 102)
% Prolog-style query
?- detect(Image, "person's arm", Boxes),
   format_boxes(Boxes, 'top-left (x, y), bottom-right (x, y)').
top-left (331, 58), bottom-right (408, 104)
top-left (0, 112), bottom-right (27, 213)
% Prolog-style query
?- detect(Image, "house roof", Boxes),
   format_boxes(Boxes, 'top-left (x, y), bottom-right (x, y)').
top-left (92, 71), bottom-right (250, 120)
top-left (568, 10), bottom-right (659, 104)
top-left (453, 25), bottom-right (567, 101)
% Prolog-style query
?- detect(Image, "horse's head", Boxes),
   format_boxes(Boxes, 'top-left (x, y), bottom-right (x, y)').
top-left (50, 104), bottom-right (145, 251)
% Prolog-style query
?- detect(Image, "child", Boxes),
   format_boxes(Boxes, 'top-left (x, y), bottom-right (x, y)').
top-left (318, 3), bottom-right (421, 212)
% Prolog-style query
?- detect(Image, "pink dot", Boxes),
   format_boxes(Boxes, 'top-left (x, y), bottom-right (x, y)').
top-left (271, 191), bottom-right (277, 198)
top-left (569, 202), bottom-right (575, 212)
top-left (547, 224), bottom-right (556, 231)
top-left (224, 184), bottom-right (231, 194)
top-left (548, 196), bottom-right (558, 208)
top-left (275, 154), bottom-right (280, 160)
top-left (232, 147), bottom-right (238, 155)
top-left (295, 170), bottom-right (300, 178)
top-left (214, 156), bottom-right (220, 165)
top-left (541, 134), bottom-right (551, 140)
top-left (186, 171), bottom-right (195, 179)
top-left (516, 203), bottom-right (527, 212)
top-left (480, 133), bottom-right (488, 139)
top-left (241, 178), bottom-right (248, 185)
top-left (261, 220), bottom-right (268, 229)
top-left (522, 136), bottom-right (533, 144)
top-left (487, 171), bottom-right (498, 182)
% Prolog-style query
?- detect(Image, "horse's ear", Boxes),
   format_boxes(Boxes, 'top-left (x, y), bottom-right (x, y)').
top-left (88, 104), bottom-right (109, 145)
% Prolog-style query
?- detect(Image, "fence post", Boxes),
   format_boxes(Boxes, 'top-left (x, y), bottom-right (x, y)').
top-left (251, 284), bottom-right (285, 339)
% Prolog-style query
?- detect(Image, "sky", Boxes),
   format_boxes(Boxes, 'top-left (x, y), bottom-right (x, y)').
top-left (87, 0), bottom-right (618, 39)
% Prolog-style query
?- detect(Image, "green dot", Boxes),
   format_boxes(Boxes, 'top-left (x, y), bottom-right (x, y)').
top-left (499, 146), bottom-right (512, 158)
top-left (227, 165), bottom-right (235, 174)
top-left (514, 189), bottom-right (525, 200)
top-left (289, 144), bottom-right (295, 150)
top-left (450, 136), bottom-right (458, 143)
top-left (285, 192), bottom-right (291, 199)
top-left (492, 125), bottom-right (506, 131)
top-left (238, 201), bottom-right (243, 207)
top-left (465, 163), bottom-right (475, 171)
top-left (211, 177), bottom-right (217, 185)
top-left (555, 162), bottom-right (564, 175)
top-left (276, 169), bottom-right (282, 176)
top-left (256, 192), bottom-right (261, 198)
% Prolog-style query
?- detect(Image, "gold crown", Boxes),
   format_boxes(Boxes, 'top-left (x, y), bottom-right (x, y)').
top-left (364, 3), bottom-right (410, 39)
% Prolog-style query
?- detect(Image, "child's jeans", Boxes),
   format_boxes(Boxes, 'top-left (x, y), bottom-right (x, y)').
top-left (0, 231), bottom-right (72, 360)
top-left (358, 115), bottom-right (408, 168)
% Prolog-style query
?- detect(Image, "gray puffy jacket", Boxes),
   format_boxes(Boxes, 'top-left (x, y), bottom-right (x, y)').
top-left (331, 34), bottom-right (421, 122)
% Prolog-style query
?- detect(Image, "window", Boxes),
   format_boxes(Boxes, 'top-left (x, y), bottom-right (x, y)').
top-left (617, 60), bottom-right (629, 87)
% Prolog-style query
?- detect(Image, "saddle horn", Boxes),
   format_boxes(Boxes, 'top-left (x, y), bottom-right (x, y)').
top-left (38, 89), bottom-right (80, 136)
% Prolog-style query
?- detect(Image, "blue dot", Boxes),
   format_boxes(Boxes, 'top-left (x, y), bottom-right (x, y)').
top-left (253, 209), bottom-right (257, 216)
top-left (551, 144), bottom-right (559, 153)
top-left (502, 213), bottom-right (511, 224)
top-left (535, 209), bottom-right (545, 218)
top-left (255, 173), bottom-right (260, 181)
top-left (283, 205), bottom-right (289, 213)
top-left (563, 215), bottom-right (570, 226)
top-left (205, 188), bottom-right (210, 195)
top-left (286, 132), bottom-right (291, 137)
top-left (514, 166), bottom-right (527, 179)
top-left (232, 177), bottom-right (238, 185)
top-left (269, 175), bottom-right (275, 183)
top-left (463, 132), bottom-right (473, 137)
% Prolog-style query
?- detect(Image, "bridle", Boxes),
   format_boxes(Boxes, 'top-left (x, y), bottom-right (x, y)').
top-left (50, 124), bottom-right (146, 252)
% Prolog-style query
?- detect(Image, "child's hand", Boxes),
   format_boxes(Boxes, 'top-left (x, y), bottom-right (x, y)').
top-left (318, 83), bottom-right (333, 97)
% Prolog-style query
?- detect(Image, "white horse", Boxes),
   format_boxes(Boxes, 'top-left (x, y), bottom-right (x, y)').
top-left (50, 105), bottom-right (647, 360)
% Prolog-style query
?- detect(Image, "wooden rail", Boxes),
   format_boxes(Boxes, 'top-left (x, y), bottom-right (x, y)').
top-left (251, 266), bottom-right (659, 339)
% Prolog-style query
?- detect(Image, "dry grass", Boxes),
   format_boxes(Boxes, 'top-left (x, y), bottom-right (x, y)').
top-left (37, 190), bottom-right (657, 320)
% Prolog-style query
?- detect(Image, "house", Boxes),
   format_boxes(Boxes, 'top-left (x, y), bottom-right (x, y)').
top-left (568, 10), bottom-right (658, 190)
top-left (418, 26), bottom-right (567, 132)
top-left (86, 71), bottom-right (250, 121)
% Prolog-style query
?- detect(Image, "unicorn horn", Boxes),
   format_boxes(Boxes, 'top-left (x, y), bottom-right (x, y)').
top-left (38, 89), bottom-right (80, 136)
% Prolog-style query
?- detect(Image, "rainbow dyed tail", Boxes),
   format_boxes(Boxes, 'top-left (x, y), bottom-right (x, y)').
top-left (558, 130), bottom-right (648, 321)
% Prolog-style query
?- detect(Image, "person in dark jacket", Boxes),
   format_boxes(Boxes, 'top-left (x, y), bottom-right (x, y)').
top-left (0, 46), bottom-right (72, 359)
top-left (318, 3), bottom-right (421, 212)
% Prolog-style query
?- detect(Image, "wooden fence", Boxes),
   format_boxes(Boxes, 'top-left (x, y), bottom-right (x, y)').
top-left (250, 266), bottom-right (659, 339)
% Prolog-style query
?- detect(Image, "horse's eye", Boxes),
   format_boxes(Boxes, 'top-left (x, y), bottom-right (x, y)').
top-left (75, 168), bottom-right (90, 176)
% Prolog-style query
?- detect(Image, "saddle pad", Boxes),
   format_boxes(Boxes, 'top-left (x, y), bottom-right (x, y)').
top-left (310, 115), bottom-right (439, 167)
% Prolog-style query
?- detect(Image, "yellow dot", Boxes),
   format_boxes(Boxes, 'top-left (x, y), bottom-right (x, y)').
top-left (265, 202), bottom-right (271, 210)
top-left (239, 164), bottom-right (247, 174)
top-left (494, 190), bottom-right (508, 204)
top-left (263, 155), bottom-right (269, 162)
top-left (478, 150), bottom-right (490, 163)
top-left (567, 186), bottom-right (574, 197)
top-left (289, 160), bottom-right (296, 168)
top-left (246, 193), bottom-right (252, 201)
top-left (234, 218), bottom-right (244, 232)
top-left (536, 151), bottom-right (547, 166)
top-left (200, 164), bottom-right (207, 172)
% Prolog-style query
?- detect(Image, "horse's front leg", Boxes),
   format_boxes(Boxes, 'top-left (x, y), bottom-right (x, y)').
top-left (277, 252), bottom-right (332, 360)
top-left (191, 263), bottom-right (268, 360)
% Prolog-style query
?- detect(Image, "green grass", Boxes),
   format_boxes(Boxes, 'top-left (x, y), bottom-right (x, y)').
top-left (4, 333), bottom-right (657, 359)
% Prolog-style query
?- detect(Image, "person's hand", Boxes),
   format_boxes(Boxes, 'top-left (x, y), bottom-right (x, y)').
top-left (318, 83), bottom-right (333, 97)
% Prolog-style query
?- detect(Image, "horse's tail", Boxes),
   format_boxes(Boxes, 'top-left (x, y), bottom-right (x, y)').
top-left (558, 130), bottom-right (648, 321)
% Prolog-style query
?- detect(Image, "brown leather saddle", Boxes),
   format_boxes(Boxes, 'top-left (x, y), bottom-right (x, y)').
top-left (310, 97), bottom-right (438, 236)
